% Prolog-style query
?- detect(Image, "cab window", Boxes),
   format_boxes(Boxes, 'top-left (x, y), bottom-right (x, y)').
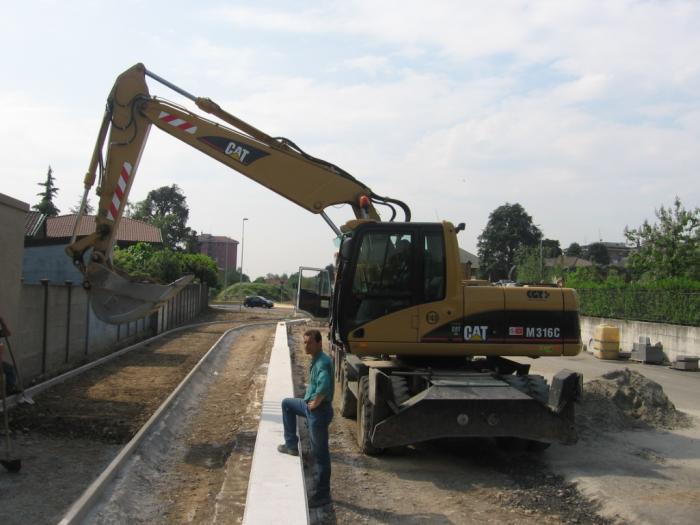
top-left (348, 231), bottom-right (414, 327)
top-left (423, 230), bottom-right (445, 302)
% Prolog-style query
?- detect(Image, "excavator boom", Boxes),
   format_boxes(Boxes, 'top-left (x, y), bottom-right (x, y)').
top-left (67, 63), bottom-right (409, 324)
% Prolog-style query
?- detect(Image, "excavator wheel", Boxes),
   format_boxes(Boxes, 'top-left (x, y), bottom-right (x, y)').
top-left (339, 362), bottom-right (357, 419)
top-left (390, 375), bottom-right (411, 406)
top-left (356, 376), bottom-right (384, 455)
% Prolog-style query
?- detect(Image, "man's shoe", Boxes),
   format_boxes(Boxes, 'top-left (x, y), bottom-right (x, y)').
top-left (308, 493), bottom-right (332, 508)
top-left (277, 444), bottom-right (299, 456)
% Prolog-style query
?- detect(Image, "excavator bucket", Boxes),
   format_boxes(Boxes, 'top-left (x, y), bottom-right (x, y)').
top-left (86, 262), bottom-right (194, 324)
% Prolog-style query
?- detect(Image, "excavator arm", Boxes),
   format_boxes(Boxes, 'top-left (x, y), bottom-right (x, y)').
top-left (67, 63), bottom-right (410, 324)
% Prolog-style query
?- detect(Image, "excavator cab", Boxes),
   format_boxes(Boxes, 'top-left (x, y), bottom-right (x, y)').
top-left (331, 221), bottom-right (449, 350)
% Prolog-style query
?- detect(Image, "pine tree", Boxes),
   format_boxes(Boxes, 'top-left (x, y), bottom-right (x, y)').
top-left (69, 193), bottom-right (95, 215)
top-left (33, 165), bottom-right (61, 217)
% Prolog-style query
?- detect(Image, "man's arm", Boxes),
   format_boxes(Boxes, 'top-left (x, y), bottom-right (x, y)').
top-left (307, 365), bottom-right (332, 410)
top-left (307, 393), bottom-right (325, 410)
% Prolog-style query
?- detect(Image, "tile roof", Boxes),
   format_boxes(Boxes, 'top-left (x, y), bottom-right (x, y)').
top-left (46, 214), bottom-right (163, 243)
top-left (198, 234), bottom-right (238, 244)
top-left (458, 248), bottom-right (480, 267)
top-left (25, 211), bottom-right (47, 237)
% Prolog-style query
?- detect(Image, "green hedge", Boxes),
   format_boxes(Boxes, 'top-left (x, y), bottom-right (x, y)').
top-left (576, 288), bottom-right (700, 326)
top-left (215, 282), bottom-right (292, 302)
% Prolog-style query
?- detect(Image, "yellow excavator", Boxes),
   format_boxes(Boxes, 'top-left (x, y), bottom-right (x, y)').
top-left (68, 64), bottom-right (583, 452)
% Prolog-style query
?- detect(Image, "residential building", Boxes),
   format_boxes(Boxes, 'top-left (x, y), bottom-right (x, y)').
top-left (198, 234), bottom-right (239, 273)
top-left (23, 213), bottom-right (163, 284)
top-left (458, 248), bottom-right (480, 280)
top-left (582, 242), bottom-right (631, 265)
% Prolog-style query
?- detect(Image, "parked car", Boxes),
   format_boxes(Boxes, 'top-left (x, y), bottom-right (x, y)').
top-left (244, 295), bottom-right (274, 308)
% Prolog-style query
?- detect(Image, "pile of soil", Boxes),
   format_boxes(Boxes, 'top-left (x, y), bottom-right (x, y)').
top-left (577, 368), bottom-right (692, 434)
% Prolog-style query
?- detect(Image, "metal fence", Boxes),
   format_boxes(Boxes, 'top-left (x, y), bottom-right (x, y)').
top-left (576, 288), bottom-right (700, 326)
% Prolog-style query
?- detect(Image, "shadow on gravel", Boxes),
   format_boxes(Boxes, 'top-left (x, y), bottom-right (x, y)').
top-left (427, 438), bottom-right (613, 525)
top-left (183, 430), bottom-right (258, 469)
top-left (321, 499), bottom-right (456, 525)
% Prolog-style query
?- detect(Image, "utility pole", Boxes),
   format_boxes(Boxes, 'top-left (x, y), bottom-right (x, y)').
top-left (239, 218), bottom-right (248, 311)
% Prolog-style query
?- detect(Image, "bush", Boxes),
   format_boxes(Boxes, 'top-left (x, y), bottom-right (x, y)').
top-left (113, 243), bottom-right (219, 286)
top-left (215, 282), bottom-right (292, 302)
top-left (567, 270), bottom-right (700, 325)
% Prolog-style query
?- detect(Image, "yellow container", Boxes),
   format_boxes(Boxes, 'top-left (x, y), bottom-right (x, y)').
top-left (593, 323), bottom-right (620, 352)
top-left (594, 348), bottom-right (619, 360)
top-left (594, 324), bottom-right (620, 343)
top-left (593, 340), bottom-right (620, 351)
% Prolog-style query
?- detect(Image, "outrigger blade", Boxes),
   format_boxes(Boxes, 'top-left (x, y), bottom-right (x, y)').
top-left (87, 262), bottom-right (194, 324)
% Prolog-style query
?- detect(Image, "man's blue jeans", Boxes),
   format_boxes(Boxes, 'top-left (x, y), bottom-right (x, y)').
top-left (281, 397), bottom-right (333, 497)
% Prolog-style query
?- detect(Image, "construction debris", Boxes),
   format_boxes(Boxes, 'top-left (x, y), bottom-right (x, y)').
top-left (630, 336), bottom-right (664, 364)
top-left (577, 369), bottom-right (692, 435)
top-left (671, 355), bottom-right (699, 371)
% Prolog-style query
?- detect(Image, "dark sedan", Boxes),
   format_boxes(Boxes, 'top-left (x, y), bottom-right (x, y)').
top-left (244, 295), bottom-right (274, 308)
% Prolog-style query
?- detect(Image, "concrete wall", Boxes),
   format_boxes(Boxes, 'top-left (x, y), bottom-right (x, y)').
top-left (0, 193), bottom-right (29, 337)
top-left (12, 281), bottom-right (207, 384)
top-left (581, 315), bottom-right (700, 363)
top-left (23, 244), bottom-right (86, 284)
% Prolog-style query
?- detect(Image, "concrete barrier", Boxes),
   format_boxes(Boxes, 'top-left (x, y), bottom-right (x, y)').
top-left (243, 321), bottom-right (308, 524)
top-left (581, 316), bottom-right (700, 363)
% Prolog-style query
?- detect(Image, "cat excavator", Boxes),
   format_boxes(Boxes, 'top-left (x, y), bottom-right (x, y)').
top-left (67, 63), bottom-right (583, 452)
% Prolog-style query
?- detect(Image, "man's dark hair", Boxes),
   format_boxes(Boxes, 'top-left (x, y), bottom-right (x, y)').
top-left (304, 329), bottom-right (322, 343)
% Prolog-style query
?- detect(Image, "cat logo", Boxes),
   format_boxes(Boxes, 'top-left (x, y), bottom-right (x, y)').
top-left (527, 290), bottom-right (550, 300)
top-left (198, 135), bottom-right (270, 166)
top-left (224, 141), bottom-right (250, 163)
top-left (463, 325), bottom-right (488, 341)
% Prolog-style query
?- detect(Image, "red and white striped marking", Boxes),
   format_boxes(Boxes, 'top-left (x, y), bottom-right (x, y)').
top-left (107, 162), bottom-right (132, 221)
top-left (159, 111), bottom-right (198, 134)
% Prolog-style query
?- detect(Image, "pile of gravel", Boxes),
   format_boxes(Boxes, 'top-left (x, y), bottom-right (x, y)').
top-left (577, 368), bottom-right (692, 434)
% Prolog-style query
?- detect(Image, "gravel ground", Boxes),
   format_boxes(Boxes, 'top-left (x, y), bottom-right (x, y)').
top-left (0, 307), bottom-right (284, 525)
top-left (287, 324), bottom-right (612, 525)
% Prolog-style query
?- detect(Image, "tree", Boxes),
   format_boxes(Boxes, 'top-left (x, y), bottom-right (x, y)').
top-left (624, 197), bottom-right (700, 281)
top-left (565, 242), bottom-right (583, 257)
top-left (33, 165), bottom-right (60, 217)
top-left (477, 203), bottom-right (542, 280)
top-left (585, 242), bottom-right (610, 266)
top-left (541, 239), bottom-right (562, 258)
top-left (69, 194), bottom-right (95, 215)
top-left (224, 267), bottom-right (250, 286)
top-left (131, 185), bottom-right (194, 250)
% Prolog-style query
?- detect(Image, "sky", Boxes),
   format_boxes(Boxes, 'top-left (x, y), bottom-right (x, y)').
top-left (2, 0), bottom-right (699, 280)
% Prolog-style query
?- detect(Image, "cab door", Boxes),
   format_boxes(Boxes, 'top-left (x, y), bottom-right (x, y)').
top-left (339, 225), bottom-right (419, 343)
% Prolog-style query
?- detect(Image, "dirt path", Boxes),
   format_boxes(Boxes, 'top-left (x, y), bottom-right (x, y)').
top-left (288, 323), bottom-right (611, 525)
top-left (0, 308), bottom-right (284, 525)
top-left (157, 326), bottom-right (273, 524)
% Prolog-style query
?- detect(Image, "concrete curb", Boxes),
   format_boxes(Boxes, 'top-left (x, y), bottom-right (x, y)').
top-left (243, 320), bottom-right (309, 525)
top-left (55, 320), bottom-right (280, 525)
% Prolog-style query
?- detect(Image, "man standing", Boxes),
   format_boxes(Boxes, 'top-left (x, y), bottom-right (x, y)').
top-left (278, 329), bottom-right (334, 508)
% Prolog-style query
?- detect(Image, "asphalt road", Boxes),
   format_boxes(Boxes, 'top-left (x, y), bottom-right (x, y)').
top-left (515, 349), bottom-right (700, 524)
top-left (513, 350), bottom-right (700, 411)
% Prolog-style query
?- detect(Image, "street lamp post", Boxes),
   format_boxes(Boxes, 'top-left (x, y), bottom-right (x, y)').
top-left (224, 237), bottom-right (229, 289)
top-left (239, 217), bottom-right (248, 310)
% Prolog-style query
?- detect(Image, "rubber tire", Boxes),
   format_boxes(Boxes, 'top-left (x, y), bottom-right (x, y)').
top-left (390, 375), bottom-right (411, 406)
top-left (339, 363), bottom-right (357, 419)
top-left (356, 376), bottom-right (383, 455)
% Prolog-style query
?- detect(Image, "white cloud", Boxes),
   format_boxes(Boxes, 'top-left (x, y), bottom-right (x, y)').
top-left (1, 0), bottom-right (699, 278)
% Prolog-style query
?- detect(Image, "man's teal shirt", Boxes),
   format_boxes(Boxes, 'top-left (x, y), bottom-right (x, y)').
top-left (304, 351), bottom-right (334, 403)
